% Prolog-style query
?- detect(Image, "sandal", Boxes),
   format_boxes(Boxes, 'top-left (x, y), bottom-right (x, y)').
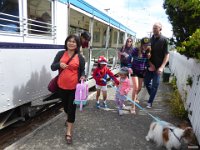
top-left (135, 99), bottom-right (139, 103)
top-left (130, 109), bottom-right (136, 114)
top-left (65, 135), bottom-right (72, 144)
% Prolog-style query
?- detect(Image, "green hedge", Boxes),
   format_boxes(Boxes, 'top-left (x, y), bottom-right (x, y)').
top-left (177, 28), bottom-right (200, 61)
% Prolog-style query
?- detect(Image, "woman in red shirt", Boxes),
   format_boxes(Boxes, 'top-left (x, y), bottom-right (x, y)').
top-left (51, 35), bottom-right (85, 144)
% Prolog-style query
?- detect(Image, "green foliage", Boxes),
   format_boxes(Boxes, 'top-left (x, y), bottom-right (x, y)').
top-left (186, 75), bottom-right (193, 87)
top-left (177, 29), bottom-right (200, 60)
top-left (164, 0), bottom-right (200, 60)
top-left (170, 76), bottom-right (177, 89)
top-left (170, 89), bottom-right (188, 119)
top-left (163, 0), bottom-right (200, 46)
top-left (169, 76), bottom-right (188, 119)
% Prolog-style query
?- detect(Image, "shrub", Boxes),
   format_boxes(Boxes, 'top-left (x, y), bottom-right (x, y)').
top-left (186, 75), bottom-right (193, 87)
top-left (169, 77), bottom-right (188, 119)
top-left (177, 29), bottom-right (200, 60)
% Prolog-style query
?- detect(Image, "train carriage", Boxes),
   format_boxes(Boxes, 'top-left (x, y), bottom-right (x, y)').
top-left (0, 0), bottom-right (136, 129)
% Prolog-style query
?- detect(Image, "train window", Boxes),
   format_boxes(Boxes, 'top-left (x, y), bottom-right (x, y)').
top-left (0, 0), bottom-right (19, 32)
top-left (113, 31), bottom-right (118, 44)
top-left (69, 26), bottom-right (85, 35)
top-left (93, 31), bottom-right (100, 43)
top-left (27, 0), bottom-right (52, 35)
top-left (69, 26), bottom-right (77, 35)
top-left (119, 32), bottom-right (124, 44)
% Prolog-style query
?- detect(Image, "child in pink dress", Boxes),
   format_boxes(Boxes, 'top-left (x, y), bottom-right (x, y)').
top-left (115, 67), bottom-right (131, 115)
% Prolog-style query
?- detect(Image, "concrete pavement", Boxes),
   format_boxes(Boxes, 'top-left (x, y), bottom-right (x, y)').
top-left (5, 80), bottom-right (187, 150)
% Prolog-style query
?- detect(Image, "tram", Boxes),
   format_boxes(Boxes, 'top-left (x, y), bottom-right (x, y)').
top-left (0, 0), bottom-right (136, 129)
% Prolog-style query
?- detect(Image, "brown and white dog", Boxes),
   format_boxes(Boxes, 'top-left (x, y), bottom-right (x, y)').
top-left (145, 121), bottom-right (194, 150)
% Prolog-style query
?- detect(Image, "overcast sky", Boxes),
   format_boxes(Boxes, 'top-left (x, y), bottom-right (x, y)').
top-left (84, 0), bottom-right (173, 39)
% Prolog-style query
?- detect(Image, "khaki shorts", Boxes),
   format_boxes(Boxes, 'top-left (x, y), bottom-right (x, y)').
top-left (95, 84), bottom-right (107, 91)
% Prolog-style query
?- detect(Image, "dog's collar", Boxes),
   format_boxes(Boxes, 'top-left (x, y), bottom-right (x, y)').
top-left (169, 128), bottom-right (183, 143)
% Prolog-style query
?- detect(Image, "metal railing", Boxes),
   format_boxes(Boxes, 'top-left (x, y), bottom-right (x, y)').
top-left (27, 18), bottom-right (56, 38)
top-left (0, 12), bottom-right (21, 34)
top-left (0, 12), bottom-right (56, 38)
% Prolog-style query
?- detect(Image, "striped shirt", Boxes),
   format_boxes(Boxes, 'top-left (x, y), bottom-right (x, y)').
top-left (131, 48), bottom-right (149, 74)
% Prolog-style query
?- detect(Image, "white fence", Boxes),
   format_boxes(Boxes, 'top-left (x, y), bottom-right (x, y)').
top-left (169, 51), bottom-right (200, 143)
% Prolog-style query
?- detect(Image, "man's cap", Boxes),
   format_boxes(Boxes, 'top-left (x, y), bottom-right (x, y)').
top-left (141, 37), bottom-right (151, 46)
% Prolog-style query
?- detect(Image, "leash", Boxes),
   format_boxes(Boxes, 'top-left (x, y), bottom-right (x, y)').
top-left (109, 84), bottom-right (166, 125)
top-left (169, 128), bottom-right (182, 143)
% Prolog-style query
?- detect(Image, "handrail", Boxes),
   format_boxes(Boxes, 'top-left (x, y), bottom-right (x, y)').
top-left (0, 12), bottom-right (19, 19)
top-left (0, 13), bottom-right (21, 33)
top-left (0, 12), bottom-right (56, 38)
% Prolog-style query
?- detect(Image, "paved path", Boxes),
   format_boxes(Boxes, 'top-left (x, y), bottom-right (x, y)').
top-left (5, 80), bottom-right (186, 150)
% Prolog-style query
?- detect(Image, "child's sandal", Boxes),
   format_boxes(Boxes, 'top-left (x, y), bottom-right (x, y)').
top-left (130, 109), bottom-right (136, 114)
top-left (135, 99), bottom-right (139, 103)
top-left (65, 134), bottom-right (72, 144)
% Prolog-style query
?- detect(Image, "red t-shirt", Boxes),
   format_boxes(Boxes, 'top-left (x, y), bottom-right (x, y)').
top-left (58, 52), bottom-right (79, 90)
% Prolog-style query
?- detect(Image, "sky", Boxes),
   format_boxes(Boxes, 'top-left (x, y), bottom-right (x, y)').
top-left (84, 0), bottom-right (173, 39)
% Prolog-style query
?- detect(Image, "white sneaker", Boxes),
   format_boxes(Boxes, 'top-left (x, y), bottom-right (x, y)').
top-left (122, 104), bottom-right (126, 109)
top-left (146, 103), bottom-right (152, 109)
top-left (118, 109), bottom-right (123, 116)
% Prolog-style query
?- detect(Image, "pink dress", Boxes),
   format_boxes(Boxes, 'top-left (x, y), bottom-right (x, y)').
top-left (115, 77), bottom-right (131, 108)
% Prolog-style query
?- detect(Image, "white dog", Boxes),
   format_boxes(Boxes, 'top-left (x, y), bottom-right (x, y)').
top-left (145, 121), bottom-right (193, 150)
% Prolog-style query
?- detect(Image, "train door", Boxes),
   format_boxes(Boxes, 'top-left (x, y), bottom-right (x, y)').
top-left (68, 8), bottom-right (95, 86)
top-left (92, 19), bottom-right (108, 67)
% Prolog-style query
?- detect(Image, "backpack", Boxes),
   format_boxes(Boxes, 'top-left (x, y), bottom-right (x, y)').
top-left (74, 80), bottom-right (88, 111)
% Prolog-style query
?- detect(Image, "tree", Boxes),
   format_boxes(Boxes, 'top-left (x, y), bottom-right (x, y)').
top-left (163, 0), bottom-right (200, 46)
top-left (177, 29), bottom-right (200, 60)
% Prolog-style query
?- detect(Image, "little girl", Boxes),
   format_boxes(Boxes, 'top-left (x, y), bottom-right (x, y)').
top-left (115, 67), bottom-right (131, 115)
top-left (93, 56), bottom-right (119, 108)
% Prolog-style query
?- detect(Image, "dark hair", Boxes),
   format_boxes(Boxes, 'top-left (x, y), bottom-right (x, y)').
top-left (64, 35), bottom-right (81, 53)
top-left (119, 67), bottom-right (129, 76)
top-left (81, 31), bottom-right (91, 41)
top-left (125, 37), bottom-right (133, 48)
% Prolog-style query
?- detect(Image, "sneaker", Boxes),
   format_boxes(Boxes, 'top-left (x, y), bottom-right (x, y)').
top-left (103, 102), bottom-right (108, 108)
top-left (118, 109), bottom-right (123, 116)
top-left (146, 103), bottom-right (152, 109)
top-left (96, 102), bottom-right (100, 109)
top-left (122, 104), bottom-right (127, 109)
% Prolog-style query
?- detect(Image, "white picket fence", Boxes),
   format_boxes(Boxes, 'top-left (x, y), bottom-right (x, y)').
top-left (169, 51), bottom-right (200, 144)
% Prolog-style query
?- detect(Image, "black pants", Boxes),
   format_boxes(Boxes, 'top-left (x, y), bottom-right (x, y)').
top-left (58, 88), bottom-right (76, 123)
